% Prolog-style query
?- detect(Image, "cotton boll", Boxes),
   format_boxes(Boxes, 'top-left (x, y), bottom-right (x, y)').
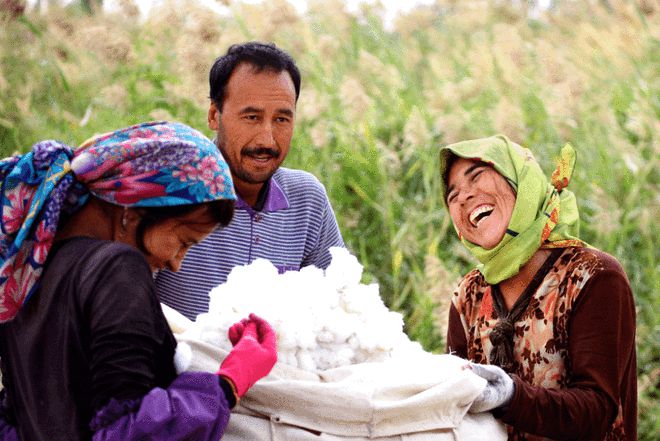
top-left (316, 328), bottom-right (336, 344)
top-left (174, 342), bottom-right (193, 373)
top-left (296, 350), bottom-right (317, 371)
top-left (279, 351), bottom-right (298, 368)
top-left (313, 347), bottom-right (350, 370)
top-left (294, 327), bottom-right (318, 349)
top-left (325, 247), bottom-right (363, 289)
top-left (347, 334), bottom-right (360, 350)
top-left (199, 329), bottom-right (227, 348)
top-left (326, 308), bottom-right (355, 343)
top-left (335, 347), bottom-right (355, 366)
top-left (276, 328), bottom-right (298, 350)
top-left (340, 283), bottom-right (384, 314)
top-left (184, 250), bottom-right (417, 373)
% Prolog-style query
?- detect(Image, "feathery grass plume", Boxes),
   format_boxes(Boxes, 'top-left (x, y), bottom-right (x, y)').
top-left (424, 254), bottom-right (460, 341)
top-left (393, 6), bottom-right (438, 38)
top-left (98, 84), bottom-right (129, 111)
top-left (117, 0), bottom-right (140, 19)
top-left (315, 34), bottom-right (341, 61)
top-left (491, 98), bottom-right (525, 140)
top-left (77, 25), bottom-right (134, 65)
top-left (434, 112), bottom-right (469, 145)
top-left (376, 139), bottom-right (401, 176)
top-left (307, 0), bottom-right (354, 37)
top-left (357, 50), bottom-right (403, 95)
top-left (0, 67), bottom-right (7, 93)
top-left (448, 1), bottom-right (490, 28)
top-left (587, 184), bottom-right (624, 237)
top-left (466, 34), bottom-right (496, 79)
top-left (339, 76), bottom-right (372, 123)
top-left (297, 88), bottom-right (328, 122)
top-left (149, 108), bottom-right (175, 121)
top-left (0, 0), bottom-right (25, 20)
top-left (308, 123), bottom-right (328, 150)
top-left (403, 107), bottom-right (431, 152)
top-left (534, 40), bottom-right (567, 84)
top-left (490, 23), bottom-right (526, 87)
top-left (427, 54), bottom-right (456, 85)
top-left (183, 7), bottom-right (223, 43)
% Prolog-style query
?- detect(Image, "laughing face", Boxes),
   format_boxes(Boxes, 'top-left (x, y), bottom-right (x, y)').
top-left (446, 157), bottom-right (517, 249)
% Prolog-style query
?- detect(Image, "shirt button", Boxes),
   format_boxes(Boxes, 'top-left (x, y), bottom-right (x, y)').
top-left (253, 236), bottom-right (260, 244)
top-left (254, 214), bottom-right (263, 222)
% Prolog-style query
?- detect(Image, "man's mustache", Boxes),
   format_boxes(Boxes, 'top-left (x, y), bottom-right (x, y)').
top-left (242, 147), bottom-right (280, 158)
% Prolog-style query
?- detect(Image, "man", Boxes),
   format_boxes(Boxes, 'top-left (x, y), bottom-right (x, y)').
top-left (156, 42), bottom-right (345, 320)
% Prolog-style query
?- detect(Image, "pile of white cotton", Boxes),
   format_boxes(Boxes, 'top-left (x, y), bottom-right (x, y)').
top-left (188, 247), bottom-right (419, 371)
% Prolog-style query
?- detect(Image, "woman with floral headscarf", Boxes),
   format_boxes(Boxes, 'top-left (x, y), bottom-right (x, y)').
top-left (439, 135), bottom-right (636, 440)
top-left (0, 121), bottom-right (277, 440)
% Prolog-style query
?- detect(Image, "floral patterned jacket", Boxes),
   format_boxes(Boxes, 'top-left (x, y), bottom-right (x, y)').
top-left (447, 247), bottom-right (637, 440)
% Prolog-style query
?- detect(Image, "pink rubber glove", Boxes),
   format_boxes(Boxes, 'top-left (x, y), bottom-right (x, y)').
top-left (217, 314), bottom-right (277, 399)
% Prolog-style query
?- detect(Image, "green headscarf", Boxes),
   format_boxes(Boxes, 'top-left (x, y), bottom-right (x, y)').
top-left (439, 135), bottom-right (586, 284)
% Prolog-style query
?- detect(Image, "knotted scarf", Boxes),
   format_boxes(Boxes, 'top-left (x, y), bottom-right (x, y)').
top-left (439, 134), bottom-right (586, 285)
top-left (488, 248), bottom-right (563, 372)
top-left (0, 121), bottom-right (235, 323)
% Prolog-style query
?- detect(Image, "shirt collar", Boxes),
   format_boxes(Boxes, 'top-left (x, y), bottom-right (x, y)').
top-left (234, 176), bottom-right (289, 213)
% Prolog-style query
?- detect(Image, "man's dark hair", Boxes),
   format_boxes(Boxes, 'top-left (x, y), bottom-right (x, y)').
top-left (209, 41), bottom-right (301, 111)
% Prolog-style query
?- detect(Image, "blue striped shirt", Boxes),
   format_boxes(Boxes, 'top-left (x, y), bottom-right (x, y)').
top-left (155, 167), bottom-right (345, 320)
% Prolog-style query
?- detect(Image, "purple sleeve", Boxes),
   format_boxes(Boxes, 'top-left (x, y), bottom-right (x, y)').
top-left (0, 420), bottom-right (19, 441)
top-left (91, 372), bottom-right (231, 441)
top-left (0, 392), bottom-right (19, 441)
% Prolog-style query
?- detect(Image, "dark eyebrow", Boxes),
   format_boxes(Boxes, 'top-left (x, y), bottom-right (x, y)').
top-left (465, 162), bottom-right (486, 176)
top-left (239, 106), bottom-right (263, 114)
top-left (276, 108), bottom-right (294, 117)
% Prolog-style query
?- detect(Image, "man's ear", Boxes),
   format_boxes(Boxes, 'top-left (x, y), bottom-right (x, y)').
top-left (208, 102), bottom-right (220, 131)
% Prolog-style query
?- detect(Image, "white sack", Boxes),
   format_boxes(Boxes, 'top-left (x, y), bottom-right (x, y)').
top-left (160, 248), bottom-right (506, 440)
top-left (170, 330), bottom-right (506, 440)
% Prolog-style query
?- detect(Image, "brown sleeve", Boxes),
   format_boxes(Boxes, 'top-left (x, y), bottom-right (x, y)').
top-left (497, 260), bottom-right (636, 440)
top-left (446, 303), bottom-right (468, 358)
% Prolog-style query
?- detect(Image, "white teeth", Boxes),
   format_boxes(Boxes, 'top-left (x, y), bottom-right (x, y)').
top-left (469, 205), bottom-right (494, 227)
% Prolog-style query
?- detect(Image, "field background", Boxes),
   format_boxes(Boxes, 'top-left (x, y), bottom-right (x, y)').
top-left (1, 0), bottom-right (658, 437)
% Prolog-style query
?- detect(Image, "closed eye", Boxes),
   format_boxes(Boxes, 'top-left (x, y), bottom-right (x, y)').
top-left (470, 169), bottom-right (483, 182)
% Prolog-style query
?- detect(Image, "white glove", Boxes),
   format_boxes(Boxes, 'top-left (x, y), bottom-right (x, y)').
top-left (468, 362), bottom-right (515, 413)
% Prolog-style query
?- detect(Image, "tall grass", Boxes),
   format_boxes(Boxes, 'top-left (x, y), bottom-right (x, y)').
top-left (1, 0), bottom-right (658, 437)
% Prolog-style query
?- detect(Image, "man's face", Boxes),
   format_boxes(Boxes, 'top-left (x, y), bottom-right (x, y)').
top-left (208, 62), bottom-right (296, 193)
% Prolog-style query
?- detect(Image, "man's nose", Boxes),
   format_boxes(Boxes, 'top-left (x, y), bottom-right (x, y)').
top-left (254, 122), bottom-right (275, 147)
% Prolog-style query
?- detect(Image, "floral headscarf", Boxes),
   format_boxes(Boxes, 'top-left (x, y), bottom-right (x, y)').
top-left (0, 121), bottom-right (235, 322)
top-left (439, 134), bottom-right (586, 284)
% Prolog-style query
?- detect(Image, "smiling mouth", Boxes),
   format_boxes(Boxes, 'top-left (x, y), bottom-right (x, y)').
top-left (248, 155), bottom-right (274, 163)
top-left (243, 147), bottom-right (279, 162)
top-left (469, 204), bottom-right (494, 227)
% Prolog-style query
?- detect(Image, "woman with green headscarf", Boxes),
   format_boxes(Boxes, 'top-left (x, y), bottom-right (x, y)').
top-left (439, 135), bottom-right (636, 441)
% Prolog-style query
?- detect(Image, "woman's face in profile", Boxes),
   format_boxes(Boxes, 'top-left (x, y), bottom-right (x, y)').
top-left (138, 206), bottom-right (218, 272)
top-left (446, 157), bottom-right (516, 249)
